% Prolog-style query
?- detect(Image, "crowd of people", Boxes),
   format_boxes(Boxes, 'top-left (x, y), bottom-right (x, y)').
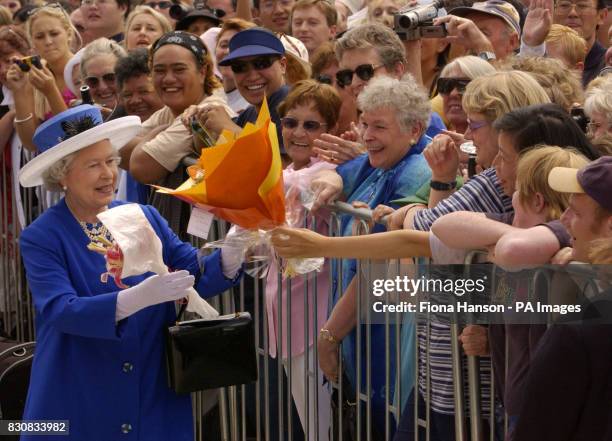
top-left (0, 0), bottom-right (611, 439)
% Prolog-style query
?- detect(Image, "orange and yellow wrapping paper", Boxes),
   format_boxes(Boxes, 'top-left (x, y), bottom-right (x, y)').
top-left (155, 98), bottom-right (286, 229)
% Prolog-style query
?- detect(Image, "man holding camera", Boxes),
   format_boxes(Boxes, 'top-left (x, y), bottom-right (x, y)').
top-left (433, 0), bottom-right (521, 61)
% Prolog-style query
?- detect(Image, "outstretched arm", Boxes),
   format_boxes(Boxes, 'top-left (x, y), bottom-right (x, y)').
top-left (271, 226), bottom-right (431, 259)
top-left (431, 211), bottom-right (513, 250)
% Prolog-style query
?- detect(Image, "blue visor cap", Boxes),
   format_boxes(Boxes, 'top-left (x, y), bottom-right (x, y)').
top-left (218, 28), bottom-right (285, 66)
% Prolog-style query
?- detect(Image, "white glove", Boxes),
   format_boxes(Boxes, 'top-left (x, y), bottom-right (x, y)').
top-left (220, 225), bottom-right (247, 279)
top-left (115, 270), bottom-right (195, 322)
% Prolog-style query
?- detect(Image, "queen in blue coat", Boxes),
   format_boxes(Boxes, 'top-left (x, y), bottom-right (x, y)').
top-left (17, 105), bottom-right (242, 441)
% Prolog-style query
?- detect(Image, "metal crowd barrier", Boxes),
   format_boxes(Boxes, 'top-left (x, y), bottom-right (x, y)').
top-left (2, 148), bottom-right (608, 441)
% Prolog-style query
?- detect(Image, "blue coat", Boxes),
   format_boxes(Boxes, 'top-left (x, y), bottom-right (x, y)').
top-left (19, 200), bottom-right (236, 441)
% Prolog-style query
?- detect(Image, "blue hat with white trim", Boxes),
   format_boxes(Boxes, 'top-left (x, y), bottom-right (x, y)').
top-left (19, 105), bottom-right (141, 188)
top-left (218, 28), bottom-right (285, 66)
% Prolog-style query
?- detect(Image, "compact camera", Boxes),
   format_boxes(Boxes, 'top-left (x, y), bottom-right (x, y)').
top-left (14, 55), bottom-right (43, 72)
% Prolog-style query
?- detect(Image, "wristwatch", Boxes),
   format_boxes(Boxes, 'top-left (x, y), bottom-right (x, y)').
top-left (430, 180), bottom-right (457, 191)
top-left (319, 328), bottom-right (339, 344)
top-left (477, 51), bottom-right (496, 62)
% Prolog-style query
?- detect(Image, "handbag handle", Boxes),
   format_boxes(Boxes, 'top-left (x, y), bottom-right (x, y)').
top-left (175, 301), bottom-right (241, 324)
top-left (176, 301), bottom-right (188, 324)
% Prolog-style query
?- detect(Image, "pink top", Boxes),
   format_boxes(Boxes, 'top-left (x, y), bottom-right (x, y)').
top-left (43, 88), bottom-right (77, 121)
top-left (266, 158), bottom-right (336, 359)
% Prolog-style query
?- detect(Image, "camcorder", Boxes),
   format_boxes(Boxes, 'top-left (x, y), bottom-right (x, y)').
top-left (14, 55), bottom-right (43, 72)
top-left (393, 0), bottom-right (471, 40)
top-left (169, 0), bottom-right (225, 21)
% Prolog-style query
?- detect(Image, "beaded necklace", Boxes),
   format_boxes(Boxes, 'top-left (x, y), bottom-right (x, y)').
top-left (65, 199), bottom-right (115, 250)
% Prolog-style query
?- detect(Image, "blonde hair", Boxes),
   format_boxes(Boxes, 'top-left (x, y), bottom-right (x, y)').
top-left (589, 238), bottom-right (612, 264)
top-left (25, 5), bottom-right (80, 49)
top-left (0, 5), bottom-right (12, 26)
top-left (500, 55), bottom-right (584, 110)
top-left (440, 55), bottom-right (496, 79)
top-left (516, 145), bottom-right (589, 221)
top-left (26, 6), bottom-right (81, 120)
top-left (462, 71), bottom-right (551, 121)
top-left (545, 24), bottom-right (588, 66)
top-left (125, 5), bottom-right (172, 45)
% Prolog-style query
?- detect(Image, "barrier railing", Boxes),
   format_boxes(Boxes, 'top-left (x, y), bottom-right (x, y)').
top-left (2, 150), bottom-right (608, 441)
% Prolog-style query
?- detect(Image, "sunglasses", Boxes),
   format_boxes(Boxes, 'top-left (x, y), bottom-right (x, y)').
top-left (466, 118), bottom-right (488, 131)
top-left (335, 64), bottom-right (382, 88)
top-left (144, 1), bottom-right (172, 8)
top-left (281, 117), bottom-right (327, 132)
top-left (230, 56), bottom-right (278, 74)
top-left (85, 73), bottom-right (116, 88)
top-left (316, 74), bottom-right (333, 85)
top-left (437, 77), bottom-right (471, 95)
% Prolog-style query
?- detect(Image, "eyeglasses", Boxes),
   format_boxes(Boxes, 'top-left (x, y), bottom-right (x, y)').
top-left (28, 2), bottom-right (64, 17)
top-left (555, 0), bottom-right (596, 14)
top-left (144, 1), bottom-right (172, 9)
top-left (280, 117), bottom-right (327, 132)
top-left (81, 0), bottom-right (113, 7)
top-left (437, 77), bottom-right (471, 95)
top-left (316, 74), bottom-right (333, 85)
top-left (587, 120), bottom-right (611, 134)
top-left (229, 56), bottom-right (278, 74)
top-left (466, 118), bottom-right (489, 131)
top-left (335, 64), bottom-right (383, 88)
top-left (85, 73), bottom-right (116, 88)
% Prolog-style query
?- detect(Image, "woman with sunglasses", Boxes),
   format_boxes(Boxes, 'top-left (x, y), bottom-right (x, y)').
top-left (434, 55), bottom-right (495, 134)
top-left (266, 79), bottom-right (341, 441)
top-left (80, 37), bottom-right (127, 114)
top-left (142, 0), bottom-right (177, 27)
top-left (6, 3), bottom-right (80, 152)
top-left (124, 5), bottom-right (171, 52)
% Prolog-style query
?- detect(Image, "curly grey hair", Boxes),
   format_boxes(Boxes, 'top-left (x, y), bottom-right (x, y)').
top-left (42, 153), bottom-right (78, 192)
top-left (357, 74), bottom-right (431, 133)
top-left (335, 23), bottom-right (406, 69)
top-left (42, 146), bottom-right (120, 192)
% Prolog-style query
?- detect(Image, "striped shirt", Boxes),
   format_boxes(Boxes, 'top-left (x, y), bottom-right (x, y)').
top-left (412, 168), bottom-right (513, 415)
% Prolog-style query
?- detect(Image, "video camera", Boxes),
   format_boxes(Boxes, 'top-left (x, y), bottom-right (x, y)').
top-left (394, 0), bottom-right (471, 40)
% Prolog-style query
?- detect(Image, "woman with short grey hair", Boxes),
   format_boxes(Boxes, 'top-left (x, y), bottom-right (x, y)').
top-left (308, 74), bottom-right (433, 435)
top-left (80, 38), bottom-right (127, 110)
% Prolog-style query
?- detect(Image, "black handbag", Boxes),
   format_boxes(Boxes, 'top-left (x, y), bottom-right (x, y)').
top-left (165, 304), bottom-right (258, 394)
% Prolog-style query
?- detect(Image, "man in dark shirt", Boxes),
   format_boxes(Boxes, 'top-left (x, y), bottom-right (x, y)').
top-left (509, 157), bottom-right (612, 441)
top-left (553, 0), bottom-right (608, 85)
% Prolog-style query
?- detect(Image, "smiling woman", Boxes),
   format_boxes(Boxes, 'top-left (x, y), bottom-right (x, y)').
top-left (17, 105), bottom-right (243, 441)
top-left (80, 37), bottom-right (127, 111)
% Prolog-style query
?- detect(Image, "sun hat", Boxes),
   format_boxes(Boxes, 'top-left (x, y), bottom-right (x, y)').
top-left (218, 27), bottom-right (285, 66)
top-left (548, 156), bottom-right (612, 211)
top-left (19, 105), bottom-right (141, 188)
top-left (450, 0), bottom-right (521, 36)
top-left (63, 47), bottom-right (85, 96)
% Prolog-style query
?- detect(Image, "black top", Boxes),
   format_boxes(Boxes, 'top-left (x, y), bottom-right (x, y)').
top-left (234, 85), bottom-right (289, 154)
top-left (514, 306), bottom-right (612, 441)
top-left (583, 40), bottom-right (606, 86)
